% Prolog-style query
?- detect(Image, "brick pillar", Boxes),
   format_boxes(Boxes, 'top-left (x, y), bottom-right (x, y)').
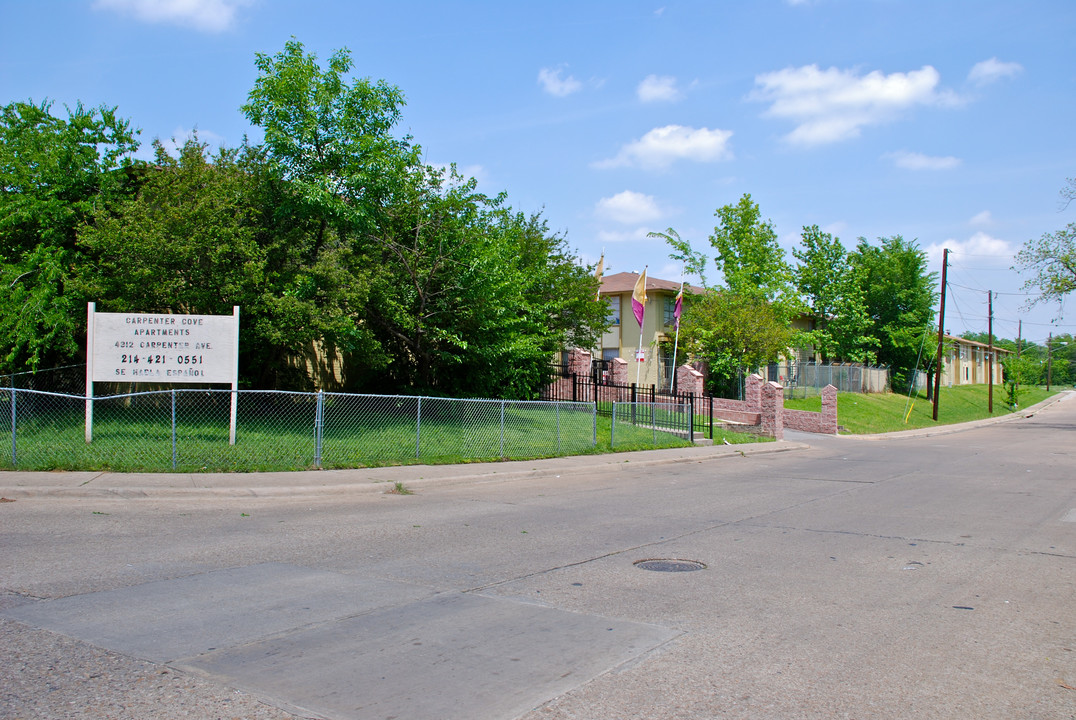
top-left (745, 373), bottom-right (763, 411)
top-left (675, 364), bottom-right (704, 396)
top-left (567, 348), bottom-right (592, 376)
top-left (609, 357), bottom-right (629, 385)
top-left (761, 381), bottom-right (784, 440)
top-left (821, 384), bottom-right (838, 434)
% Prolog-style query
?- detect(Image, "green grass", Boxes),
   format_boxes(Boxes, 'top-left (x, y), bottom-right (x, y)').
top-left (601, 400), bottom-right (772, 447)
top-left (783, 384), bottom-right (1058, 434)
top-left (2, 392), bottom-right (771, 472)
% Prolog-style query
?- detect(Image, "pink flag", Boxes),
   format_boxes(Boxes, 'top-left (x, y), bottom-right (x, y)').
top-left (632, 269), bottom-right (647, 327)
top-left (674, 281), bottom-right (684, 329)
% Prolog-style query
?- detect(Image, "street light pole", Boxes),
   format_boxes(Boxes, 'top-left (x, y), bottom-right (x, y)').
top-left (1047, 332), bottom-right (1053, 391)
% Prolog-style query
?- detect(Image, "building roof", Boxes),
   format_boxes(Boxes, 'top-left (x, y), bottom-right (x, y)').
top-left (599, 271), bottom-right (704, 295)
top-left (944, 334), bottom-right (1012, 354)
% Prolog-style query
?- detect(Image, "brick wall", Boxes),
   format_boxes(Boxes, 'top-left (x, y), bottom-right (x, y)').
top-left (783, 384), bottom-right (838, 435)
top-left (546, 355), bottom-right (838, 438)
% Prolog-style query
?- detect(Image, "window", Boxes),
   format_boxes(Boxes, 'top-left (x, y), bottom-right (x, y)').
top-left (602, 347), bottom-right (619, 361)
top-left (606, 296), bottom-right (620, 325)
top-left (663, 294), bottom-right (676, 326)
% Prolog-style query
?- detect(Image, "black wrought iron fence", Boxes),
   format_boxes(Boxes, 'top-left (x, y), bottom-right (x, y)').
top-left (542, 371), bottom-right (774, 441)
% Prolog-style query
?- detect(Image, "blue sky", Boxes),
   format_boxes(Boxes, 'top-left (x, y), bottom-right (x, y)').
top-left (2, 0), bottom-right (1075, 346)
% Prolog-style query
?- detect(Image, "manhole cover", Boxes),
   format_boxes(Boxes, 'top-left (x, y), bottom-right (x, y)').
top-left (634, 559), bottom-right (707, 572)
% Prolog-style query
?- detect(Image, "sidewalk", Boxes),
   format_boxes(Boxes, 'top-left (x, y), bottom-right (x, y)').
top-left (0, 440), bottom-right (809, 499)
top-left (3, 391), bottom-right (1069, 500)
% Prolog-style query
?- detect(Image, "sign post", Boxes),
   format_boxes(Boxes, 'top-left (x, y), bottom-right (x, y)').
top-left (85, 303), bottom-right (96, 443)
top-left (85, 304), bottom-right (241, 444)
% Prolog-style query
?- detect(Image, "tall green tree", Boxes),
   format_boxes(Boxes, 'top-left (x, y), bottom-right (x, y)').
top-left (74, 136), bottom-right (366, 388)
top-left (0, 100), bottom-right (139, 371)
top-left (1014, 179), bottom-right (1076, 315)
top-left (850, 236), bottom-right (937, 390)
top-left (78, 138), bottom-right (267, 316)
top-left (710, 194), bottom-right (798, 316)
top-left (241, 39), bottom-right (413, 252)
top-left (356, 164), bottom-right (606, 397)
top-left (679, 290), bottom-right (794, 397)
top-left (654, 200), bottom-right (800, 395)
top-left (793, 225), bottom-right (877, 363)
top-left (242, 40), bottom-right (605, 396)
top-left (647, 227), bottom-right (709, 288)
top-left (1014, 222), bottom-right (1076, 309)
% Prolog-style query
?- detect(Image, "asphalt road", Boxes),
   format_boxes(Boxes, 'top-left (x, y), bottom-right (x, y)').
top-left (2, 395), bottom-right (1074, 719)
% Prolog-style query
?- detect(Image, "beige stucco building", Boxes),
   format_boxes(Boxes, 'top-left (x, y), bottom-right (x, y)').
top-left (942, 335), bottom-right (1008, 386)
top-left (595, 272), bottom-right (702, 388)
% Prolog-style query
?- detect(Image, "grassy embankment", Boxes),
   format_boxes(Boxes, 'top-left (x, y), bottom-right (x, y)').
top-left (784, 384), bottom-right (1059, 434)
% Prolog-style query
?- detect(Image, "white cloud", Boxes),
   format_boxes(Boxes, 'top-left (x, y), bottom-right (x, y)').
top-left (595, 190), bottom-right (663, 225)
top-left (969, 210), bottom-right (993, 226)
top-left (637, 74), bottom-right (682, 103)
top-left (537, 66), bottom-right (582, 97)
top-left (967, 58), bottom-right (1023, 86)
top-left (822, 221), bottom-right (848, 236)
top-left (595, 125), bottom-right (733, 170)
top-left (596, 227), bottom-right (654, 244)
top-left (925, 231), bottom-right (1014, 264)
top-left (885, 150), bottom-right (961, 170)
top-left (750, 64), bottom-right (960, 146)
top-left (93, 0), bottom-right (251, 33)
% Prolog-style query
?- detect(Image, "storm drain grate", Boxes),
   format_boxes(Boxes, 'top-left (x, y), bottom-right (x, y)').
top-left (634, 559), bottom-right (707, 572)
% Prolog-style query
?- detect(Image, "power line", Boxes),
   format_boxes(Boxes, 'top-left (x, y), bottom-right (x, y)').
top-left (947, 281), bottom-right (1035, 297)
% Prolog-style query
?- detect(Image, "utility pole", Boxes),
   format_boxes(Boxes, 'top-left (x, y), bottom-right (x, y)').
top-left (1016, 320), bottom-right (1022, 359)
top-left (932, 248), bottom-right (948, 421)
top-left (987, 290), bottom-right (993, 414)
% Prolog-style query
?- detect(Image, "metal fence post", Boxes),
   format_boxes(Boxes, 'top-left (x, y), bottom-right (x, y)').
top-left (652, 399), bottom-right (656, 445)
top-left (611, 402), bottom-right (616, 447)
top-left (10, 388), bottom-right (16, 467)
top-left (556, 402), bottom-right (561, 453)
top-left (592, 403), bottom-right (597, 447)
top-left (708, 394), bottom-right (713, 440)
top-left (690, 395), bottom-right (695, 443)
top-left (500, 399), bottom-right (506, 458)
top-left (171, 389), bottom-right (177, 470)
top-left (314, 390), bottom-right (324, 468)
top-left (416, 396), bottom-right (422, 459)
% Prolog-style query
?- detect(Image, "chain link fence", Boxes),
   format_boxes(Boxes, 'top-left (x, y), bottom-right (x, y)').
top-left (781, 361), bottom-right (890, 399)
top-left (1, 363), bottom-right (86, 393)
top-left (609, 401), bottom-right (694, 448)
top-left (0, 388), bottom-right (597, 472)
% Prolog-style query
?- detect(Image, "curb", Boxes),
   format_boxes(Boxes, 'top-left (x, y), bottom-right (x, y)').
top-left (0, 441), bottom-right (810, 500)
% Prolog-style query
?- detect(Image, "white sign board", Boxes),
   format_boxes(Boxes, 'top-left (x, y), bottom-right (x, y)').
top-left (85, 303), bottom-right (240, 444)
top-left (89, 310), bottom-right (238, 383)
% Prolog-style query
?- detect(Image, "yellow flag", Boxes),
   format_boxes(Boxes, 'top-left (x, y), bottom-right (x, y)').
top-left (594, 255), bottom-right (604, 300)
